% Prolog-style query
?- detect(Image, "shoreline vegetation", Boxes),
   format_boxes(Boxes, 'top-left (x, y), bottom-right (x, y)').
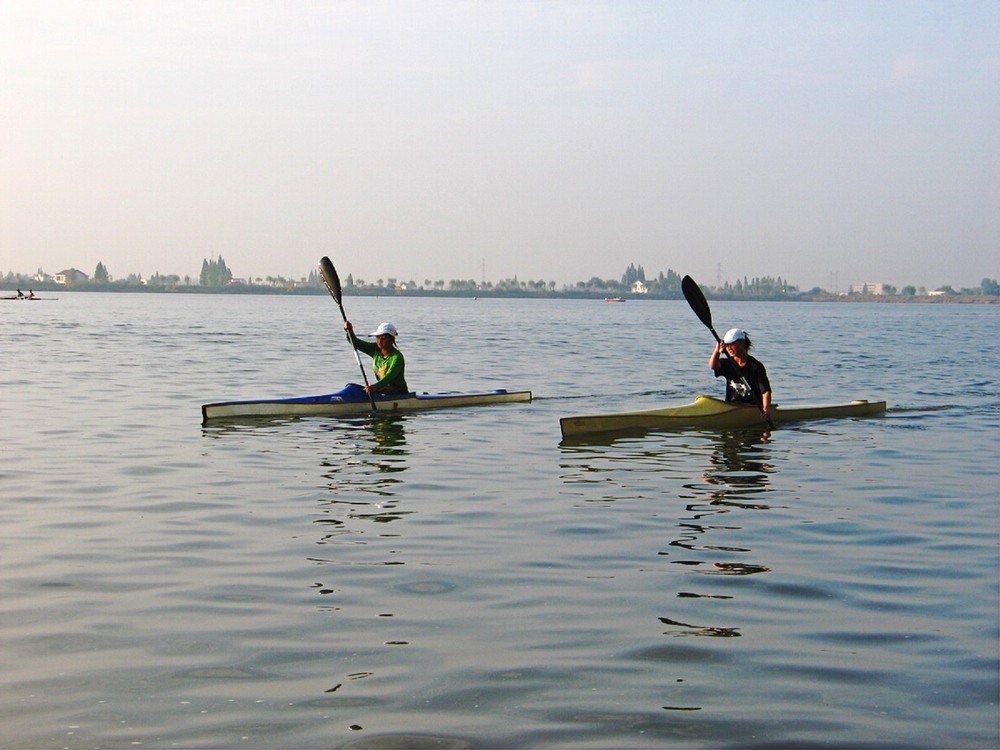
top-left (4, 259), bottom-right (997, 303)
top-left (3, 281), bottom-right (996, 303)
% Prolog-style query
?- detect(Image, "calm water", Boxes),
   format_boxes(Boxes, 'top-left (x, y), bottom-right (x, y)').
top-left (2, 292), bottom-right (997, 749)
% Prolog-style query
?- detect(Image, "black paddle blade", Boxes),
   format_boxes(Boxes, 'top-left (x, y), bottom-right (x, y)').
top-left (682, 275), bottom-right (718, 339)
top-left (319, 256), bottom-right (342, 303)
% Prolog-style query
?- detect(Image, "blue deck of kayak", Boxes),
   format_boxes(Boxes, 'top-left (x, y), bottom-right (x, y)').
top-left (220, 383), bottom-right (516, 406)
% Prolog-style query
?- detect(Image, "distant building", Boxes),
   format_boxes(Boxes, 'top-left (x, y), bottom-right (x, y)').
top-left (631, 280), bottom-right (648, 294)
top-left (848, 282), bottom-right (885, 295)
top-left (54, 268), bottom-right (89, 285)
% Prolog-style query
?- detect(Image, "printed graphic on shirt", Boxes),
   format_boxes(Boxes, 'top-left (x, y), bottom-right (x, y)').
top-left (731, 379), bottom-right (752, 397)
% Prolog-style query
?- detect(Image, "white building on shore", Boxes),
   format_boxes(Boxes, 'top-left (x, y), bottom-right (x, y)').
top-left (848, 282), bottom-right (885, 295)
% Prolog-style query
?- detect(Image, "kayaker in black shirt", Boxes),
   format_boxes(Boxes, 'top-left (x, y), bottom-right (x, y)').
top-left (708, 327), bottom-right (772, 420)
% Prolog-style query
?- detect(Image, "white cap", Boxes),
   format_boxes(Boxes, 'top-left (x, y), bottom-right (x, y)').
top-left (723, 327), bottom-right (747, 344)
top-left (370, 322), bottom-right (398, 338)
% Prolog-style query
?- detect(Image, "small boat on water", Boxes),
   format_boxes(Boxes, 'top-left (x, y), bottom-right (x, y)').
top-left (560, 395), bottom-right (886, 439)
top-left (202, 383), bottom-right (532, 423)
top-left (604, 297), bottom-right (626, 302)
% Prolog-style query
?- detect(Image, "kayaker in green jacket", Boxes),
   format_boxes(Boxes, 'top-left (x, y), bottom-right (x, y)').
top-left (343, 320), bottom-right (409, 395)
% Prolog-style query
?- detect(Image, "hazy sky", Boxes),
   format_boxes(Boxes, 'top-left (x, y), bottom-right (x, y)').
top-left (2, 1), bottom-right (997, 290)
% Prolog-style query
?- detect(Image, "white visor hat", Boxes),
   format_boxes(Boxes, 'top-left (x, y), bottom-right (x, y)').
top-left (723, 328), bottom-right (747, 344)
top-left (370, 322), bottom-right (398, 338)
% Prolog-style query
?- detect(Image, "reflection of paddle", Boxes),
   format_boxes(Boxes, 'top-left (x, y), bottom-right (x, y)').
top-left (319, 256), bottom-right (377, 412)
top-left (682, 275), bottom-right (773, 429)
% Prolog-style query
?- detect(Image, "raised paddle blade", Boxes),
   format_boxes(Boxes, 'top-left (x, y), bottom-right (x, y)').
top-left (682, 275), bottom-right (720, 342)
top-left (319, 256), bottom-right (342, 304)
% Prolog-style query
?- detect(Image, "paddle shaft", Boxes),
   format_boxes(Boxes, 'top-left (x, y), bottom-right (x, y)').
top-left (319, 256), bottom-right (378, 412)
top-left (681, 275), bottom-right (774, 428)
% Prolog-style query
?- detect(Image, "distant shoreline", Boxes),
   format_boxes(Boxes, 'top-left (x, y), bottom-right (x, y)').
top-left (2, 284), bottom-right (996, 303)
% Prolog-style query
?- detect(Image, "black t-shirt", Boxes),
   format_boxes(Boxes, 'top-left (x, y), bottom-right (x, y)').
top-left (713, 356), bottom-right (771, 407)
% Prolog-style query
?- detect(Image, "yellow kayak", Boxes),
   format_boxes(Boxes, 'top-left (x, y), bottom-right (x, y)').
top-left (559, 395), bottom-right (887, 439)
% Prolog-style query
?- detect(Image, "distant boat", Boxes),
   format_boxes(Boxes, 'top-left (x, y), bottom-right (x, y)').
top-left (604, 296), bottom-right (626, 302)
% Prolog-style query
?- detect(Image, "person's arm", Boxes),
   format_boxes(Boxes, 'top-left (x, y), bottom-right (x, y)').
top-left (343, 321), bottom-right (377, 357)
top-left (755, 360), bottom-right (772, 418)
top-left (708, 341), bottom-right (724, 370)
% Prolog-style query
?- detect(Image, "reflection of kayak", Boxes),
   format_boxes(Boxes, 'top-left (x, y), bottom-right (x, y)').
top-left (202, 383), bottom-right (532, 423)
top-left (2, 296), bottom-right (53, 301)
top-left (560, 395), bottom-right (887, 439)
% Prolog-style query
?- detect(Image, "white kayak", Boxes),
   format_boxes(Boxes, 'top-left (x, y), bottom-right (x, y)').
top-left (202, 383), bottom-right (532, 423)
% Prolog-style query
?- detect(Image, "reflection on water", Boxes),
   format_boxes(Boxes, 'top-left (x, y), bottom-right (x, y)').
top-left (314, 416), bottom-right (410, 535)
top-left (698, 428), bottom-right (774, 509)
top-left (560, 427), bottom-right (779, 713)
top-left (658, 615), bottom-right (742, 638)
top-left (657, 432), bottom-right (774, 660)
top-left (318, 415), bottom-right (409, 494)
top-left (308, 417), bottom-right (412, 626)
top-left (665, 429), bottom-right (774, 578)
top-left (366, 415), bottom-right (409, 457)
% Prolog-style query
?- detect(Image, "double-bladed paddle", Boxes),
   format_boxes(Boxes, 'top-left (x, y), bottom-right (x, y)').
top-left (681, 274), bottom-right (773, 429)
top-left (319, 256), bottom-right (378, 412)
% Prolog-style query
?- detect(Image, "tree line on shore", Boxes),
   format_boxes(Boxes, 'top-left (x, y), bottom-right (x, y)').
top-left (3, 258), bottom-right (997, 300)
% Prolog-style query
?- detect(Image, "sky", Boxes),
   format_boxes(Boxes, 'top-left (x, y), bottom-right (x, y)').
top-left (1, 1), bottom-right (997, 291)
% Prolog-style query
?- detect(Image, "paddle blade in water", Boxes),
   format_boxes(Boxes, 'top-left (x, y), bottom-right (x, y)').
top-left (319, 256), bottom-right (342, 303)
top-left (682, 275), bottom-right (716, 336)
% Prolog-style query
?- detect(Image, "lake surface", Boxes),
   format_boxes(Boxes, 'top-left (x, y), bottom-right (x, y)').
top-left (2, 292), bottom-right (997, 749)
